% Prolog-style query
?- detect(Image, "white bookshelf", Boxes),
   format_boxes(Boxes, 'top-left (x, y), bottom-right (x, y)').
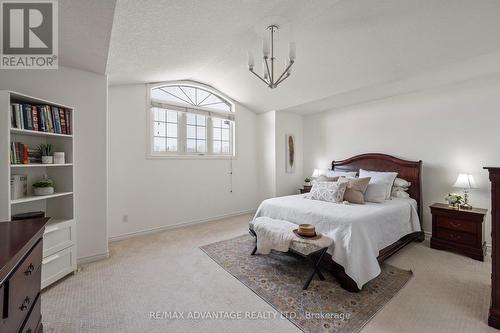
top-left (0, 90), bottom-right (77, 289)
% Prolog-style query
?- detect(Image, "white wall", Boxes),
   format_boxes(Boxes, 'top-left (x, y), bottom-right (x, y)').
top-left (275, 112), bottom-right (304, 197)
top-left (0, 66), bottom-right (109, 261)
top-left (303, 75), bottom-right (500, 245)
top-left (108, 84), bottom-right (260, 239)
top-left (257, 111), bottom-right (276, 200)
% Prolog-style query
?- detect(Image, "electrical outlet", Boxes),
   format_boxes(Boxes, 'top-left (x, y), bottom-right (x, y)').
top-left (122, 214), bottom-right (128, 223)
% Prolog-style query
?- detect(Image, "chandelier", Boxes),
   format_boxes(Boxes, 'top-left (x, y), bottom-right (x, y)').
top-left (247, 25), bottom-right (296, 89)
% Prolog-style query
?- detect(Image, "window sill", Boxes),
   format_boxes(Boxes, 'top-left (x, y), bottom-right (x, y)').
top-left (146, 154), bottom-right (237, 160)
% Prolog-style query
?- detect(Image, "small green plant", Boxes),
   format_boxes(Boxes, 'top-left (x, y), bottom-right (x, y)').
top-left (304, 177), bottom-right (311, 183)
top-left (445, 192), bottom-right (463, 205)
top-left (38, 144), bottom-right (53, 157)
top-left (32, 180), bottom-right (53, 188)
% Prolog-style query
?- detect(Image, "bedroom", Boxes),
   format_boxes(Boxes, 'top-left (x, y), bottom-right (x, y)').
top-left (1, 0), bottom-right (500, 332)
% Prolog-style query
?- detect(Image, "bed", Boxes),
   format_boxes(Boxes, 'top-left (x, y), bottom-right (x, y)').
top-left (253, 153), bottom-right (424, 292)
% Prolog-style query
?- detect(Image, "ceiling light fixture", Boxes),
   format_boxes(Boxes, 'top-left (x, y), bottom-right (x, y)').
top-left (247, 25), bottom-right (296, 89)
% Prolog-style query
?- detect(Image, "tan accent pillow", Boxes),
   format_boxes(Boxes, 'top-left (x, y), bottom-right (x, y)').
top-left (314, 175), bottom-right (339, 182)
top-left (342, 177), bottom-right (371, 204)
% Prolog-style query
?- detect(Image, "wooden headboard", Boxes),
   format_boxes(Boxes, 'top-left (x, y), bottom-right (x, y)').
top-left (332, 153), bottom-right (423, 219)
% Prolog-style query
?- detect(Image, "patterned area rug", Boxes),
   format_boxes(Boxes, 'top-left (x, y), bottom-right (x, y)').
top-left (200, 234), bottom-right (412, 333)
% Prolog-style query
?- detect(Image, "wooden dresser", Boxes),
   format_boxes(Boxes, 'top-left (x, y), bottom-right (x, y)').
top-left (0, 218), bottom-right (48, 333)
top-left (485, 167), bottom-right (500, 329)
top-left (430, 203), bottom-right (487, 261)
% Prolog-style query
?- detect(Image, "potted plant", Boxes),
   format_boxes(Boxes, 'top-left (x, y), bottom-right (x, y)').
top-left (304, 177), bottom-right (312, 186)
top-left (445, 192), bottom-right (463, 209)
top-left (38, 144), bottom-right (54, 164)
top-left (33, 179), bottom-right (54, 196)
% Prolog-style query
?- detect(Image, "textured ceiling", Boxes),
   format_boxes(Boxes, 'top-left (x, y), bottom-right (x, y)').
top-left (106, 0), bottom-right (500, 114)
top-left (59, 0), bottom-right (116, 74)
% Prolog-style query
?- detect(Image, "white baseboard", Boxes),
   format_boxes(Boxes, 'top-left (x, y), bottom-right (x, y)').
top-left (77, 251), bottom-right (109, 265)
top-left (423, 230), bottom-right (491, 255)
top-left (108, 209), bottom-right (255, 243)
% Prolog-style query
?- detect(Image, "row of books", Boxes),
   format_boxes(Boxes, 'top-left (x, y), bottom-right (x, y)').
top-left (10, 142), bottom-right (41, 165)
top-left (11, 103), bottom-right (72, 135)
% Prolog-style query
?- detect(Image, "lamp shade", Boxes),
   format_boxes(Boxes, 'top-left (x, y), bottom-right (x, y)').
top-left (453, 173), bottom-right (477, 189)
top-left (312, 169), bottom-right (322, 178)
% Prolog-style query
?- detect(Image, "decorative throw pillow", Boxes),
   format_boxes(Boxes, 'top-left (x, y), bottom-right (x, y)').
top-left (326, 170), bottom-right (357, 179)
top-left (309, 181), bottom-right (348, 203)
top-left (359, 169), bottom-right (398, 200)
top-left (342, 177), bottom-right (371, 204)
top-left (364, 183), bottom-right (388, 203)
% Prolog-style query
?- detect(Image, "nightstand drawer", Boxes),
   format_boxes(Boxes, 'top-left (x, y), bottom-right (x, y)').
top-left (436, 217), bottom-right (476, 233)
top-left (435, 228), bottom-right (476, 246)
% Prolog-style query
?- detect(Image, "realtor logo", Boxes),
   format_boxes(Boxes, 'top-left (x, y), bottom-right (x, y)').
top-left (1, 0), bottom-right (58, 69)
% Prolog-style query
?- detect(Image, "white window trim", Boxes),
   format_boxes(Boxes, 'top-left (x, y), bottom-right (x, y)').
top-left (146, 81), bottom-right (237, 160)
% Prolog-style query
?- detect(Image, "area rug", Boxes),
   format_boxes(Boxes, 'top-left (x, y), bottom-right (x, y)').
top-left (200, 234), bottom-right (413, 333)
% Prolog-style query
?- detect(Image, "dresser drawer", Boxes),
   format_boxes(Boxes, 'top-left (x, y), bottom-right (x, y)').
top-left (43, 219), bottom-right (76, 257)
top-left (435, 228), bottom-right (476, 246)
top-left (5, 240), bottom-right (42, 332)
top-left (42, 245), bottom-right (76, 289)
top-left (436, 217), bottom-right (476, 234)
top-left (19, 292), bottom-right (41, 333)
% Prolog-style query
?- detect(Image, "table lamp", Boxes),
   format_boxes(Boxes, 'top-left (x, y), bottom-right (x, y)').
top-left (312, 169), bottom-right (321, 178)
top-left (453, 173), bottom-right (477, 210)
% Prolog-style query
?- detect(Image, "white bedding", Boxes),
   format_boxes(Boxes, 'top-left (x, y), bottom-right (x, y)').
top-left (253, 195), bottom-right (421, 289)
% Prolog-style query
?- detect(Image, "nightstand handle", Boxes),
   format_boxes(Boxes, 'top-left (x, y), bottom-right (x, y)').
top-left (450, 222), bottom-right (462, 228)
top-left (449, 233), bottom-right (461, 240)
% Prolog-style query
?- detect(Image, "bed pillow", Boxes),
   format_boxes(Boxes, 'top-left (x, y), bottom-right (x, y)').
top-left (342, 177), bottom-right (371, 204)
top-left (359, 169), bottom-right (398, 200)
top-left (326, 170), bottom-right (357, 179)
top-left (364, 183), bottom-right (388, 203)
top-left (393, 177), bottom-right (411, 188)
top-left (309, 181), bottom-right (348, 203)
top-left (312, 175), bottom-right (340, 184)
top-left (392, 190), bottom-right (410, 198)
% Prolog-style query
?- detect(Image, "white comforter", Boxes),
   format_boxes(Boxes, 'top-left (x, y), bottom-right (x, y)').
top-left (253, 195), bottom-right (421, 289)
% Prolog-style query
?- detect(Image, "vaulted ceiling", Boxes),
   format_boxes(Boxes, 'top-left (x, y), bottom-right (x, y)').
top-left (58, 0), bottom-right (116, 74)
top-left (62, 0), bottom-right (500, 114)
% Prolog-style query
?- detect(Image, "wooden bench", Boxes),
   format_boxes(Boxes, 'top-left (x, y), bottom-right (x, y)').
top-left (249, 218), bottom-right (332, 290)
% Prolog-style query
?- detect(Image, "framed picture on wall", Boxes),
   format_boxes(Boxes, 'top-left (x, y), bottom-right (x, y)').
top-left (285, 134), bottom-right (295, 173)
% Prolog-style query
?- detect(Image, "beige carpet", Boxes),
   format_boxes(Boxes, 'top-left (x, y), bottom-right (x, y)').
top-left (42, 214), bottom-right (496, 333)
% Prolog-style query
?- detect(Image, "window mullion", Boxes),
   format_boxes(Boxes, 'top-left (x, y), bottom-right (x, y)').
top-left (180, 112), bottom-right (186, 154)
top-left (207, 117), bottom-right (213, 154)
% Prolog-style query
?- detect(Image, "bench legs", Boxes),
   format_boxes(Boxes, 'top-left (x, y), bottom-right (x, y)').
top-left (249, 229), bottom-right (257, 255)
top-left (303, 248), bottom-right (328, 290)
top-left (249, 227), bottom-right (327, 290)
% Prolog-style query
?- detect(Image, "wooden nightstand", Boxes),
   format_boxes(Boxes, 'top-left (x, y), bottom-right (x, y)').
top-left (300, 185), bottom-right (312, 194)
top-left (430, 203), bottom-right (487, 261)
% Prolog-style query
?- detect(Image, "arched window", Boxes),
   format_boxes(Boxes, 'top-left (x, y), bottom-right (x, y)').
top-left (148, 82), bottom-right (235, 157)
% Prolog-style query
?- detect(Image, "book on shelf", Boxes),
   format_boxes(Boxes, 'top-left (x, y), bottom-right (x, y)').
top-left (10, 141), bottom-right (42, 164)
top-left (10, 102), bottom-right (72, 135)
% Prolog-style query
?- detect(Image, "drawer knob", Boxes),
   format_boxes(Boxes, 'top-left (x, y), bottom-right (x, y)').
top-left (449, 234), bottom-right (461, 240)
top-left (24, 263), bottom-right (34, 275)
top-left (19, 303), bottom-right (27, 311)
top-left (450, 222), bottom-right (462, 228)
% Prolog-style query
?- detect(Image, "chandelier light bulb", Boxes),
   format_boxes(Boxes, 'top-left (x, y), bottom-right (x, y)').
top-left (289, 42), bottom-right (296, 61)
top-left (247, 52), bottom-right (255, 69)
top-left (262, 38), bottom-right (270, 58)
